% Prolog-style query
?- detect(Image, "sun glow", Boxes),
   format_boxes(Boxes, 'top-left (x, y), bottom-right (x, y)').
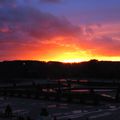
top-left (51, 52), bottom-right (87, 63)
top-left (62, 59), bottom-right (83, 63)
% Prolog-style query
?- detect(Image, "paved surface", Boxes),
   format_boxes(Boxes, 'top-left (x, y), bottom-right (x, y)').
top-left (0, 97), bottom-right (120, 120)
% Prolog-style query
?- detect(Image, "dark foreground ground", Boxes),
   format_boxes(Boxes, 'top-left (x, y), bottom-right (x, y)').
top-left (0, 97), bottom-right (120, 120)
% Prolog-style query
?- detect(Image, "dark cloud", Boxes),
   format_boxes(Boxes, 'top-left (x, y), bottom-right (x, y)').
top-left (0, 1), bottom-right (80, 60)
top-left (0, 3), bottom-right (79, 42)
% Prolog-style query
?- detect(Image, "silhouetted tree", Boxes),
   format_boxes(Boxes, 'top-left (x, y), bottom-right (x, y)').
top-left (40, 108), bottom-right (49, 116)
top-left (4, 104), bottom-right (12, 117)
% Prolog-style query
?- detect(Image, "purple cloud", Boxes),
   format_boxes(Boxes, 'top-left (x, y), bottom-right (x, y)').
top-left (0, 0), bottom-right (16, 7)
top-left (40, 0), bottom-right (61, 3)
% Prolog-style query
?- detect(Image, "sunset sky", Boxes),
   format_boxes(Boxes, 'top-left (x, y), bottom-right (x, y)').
top-left (0, 0), bottom-right (120, 62)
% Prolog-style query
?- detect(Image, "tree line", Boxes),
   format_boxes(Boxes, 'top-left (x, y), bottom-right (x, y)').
top-left (0, 60), bottom-right (120, 80)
